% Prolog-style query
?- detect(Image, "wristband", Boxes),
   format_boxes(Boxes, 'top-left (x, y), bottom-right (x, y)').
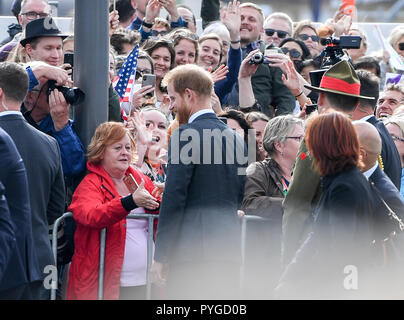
top-left (142, 19), bottom-right (154, 29)
top-left (230, 39), bottom-right (241, 44)
top-left (295, 91), bottom-right (303, 98)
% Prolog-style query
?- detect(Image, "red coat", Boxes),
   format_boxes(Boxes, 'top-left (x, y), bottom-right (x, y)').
top-left (66, 162), bottom-right (159, 300)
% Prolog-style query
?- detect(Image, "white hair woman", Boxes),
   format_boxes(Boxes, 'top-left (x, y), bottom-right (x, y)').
top-left (240, 114), bottom-right (304, 298)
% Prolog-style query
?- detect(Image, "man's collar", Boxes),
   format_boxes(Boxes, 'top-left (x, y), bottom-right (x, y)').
top-left (0, 110), bottom-right (22, 117)
top-left (363, 162), bottom-right (379, 179)
top-left (188, 109), bottom-right (215, 124)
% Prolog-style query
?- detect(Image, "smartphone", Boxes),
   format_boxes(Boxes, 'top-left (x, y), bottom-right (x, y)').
top-left (305, 104), bottom-right (318, 116)
top-left (123, 174), bottom-right (139, 193)
top-left (142, 74), bottom-right (156, 99)
top-left (64, 53), bottom-right (74, 78)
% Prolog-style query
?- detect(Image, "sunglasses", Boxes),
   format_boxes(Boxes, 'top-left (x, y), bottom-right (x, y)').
top-left (281, 47), bottom-right (302, 59)
top-left (264, 28), bottom-right (289, 39)
top-left (298, 33), bottom-right (319, 42)
top-left (151, 30), bottom-right (168, 37)
top-left (398, 42), bottom-right (404, 51)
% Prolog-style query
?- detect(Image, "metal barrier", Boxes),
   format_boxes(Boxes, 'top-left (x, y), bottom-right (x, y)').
top-left (51, 212), bottom-right (158, 300)
top-left (52, 212), bottom-right (265, 300)
top-left (239, 214), bottom-right (267, 295)
top-left (51, 211), bottom-right (73, 300)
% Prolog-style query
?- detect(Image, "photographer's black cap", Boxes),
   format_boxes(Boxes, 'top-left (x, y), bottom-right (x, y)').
top-left (20, 17), bottom-right (68, 47)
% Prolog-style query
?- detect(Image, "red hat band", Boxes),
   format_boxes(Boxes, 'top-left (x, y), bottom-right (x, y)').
top-left (320, 76), bottom-right (361, 95)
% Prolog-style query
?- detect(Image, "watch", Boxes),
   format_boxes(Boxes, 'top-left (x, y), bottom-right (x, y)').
top-left (142, 19), bottom-right (154, 29)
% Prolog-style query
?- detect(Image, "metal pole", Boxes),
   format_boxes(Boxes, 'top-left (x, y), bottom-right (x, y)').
top-left (146, 216), bottom-right (154, 300)
top-left (74, 0), bottom-right (109, 149)
top-left (51, 212), bottom-right (73, 300)
top-left (98, 228), bottom-right (106, 300)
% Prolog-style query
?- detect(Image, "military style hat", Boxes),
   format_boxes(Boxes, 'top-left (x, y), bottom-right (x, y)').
top-left (304, 60), bottom-right (374, 100)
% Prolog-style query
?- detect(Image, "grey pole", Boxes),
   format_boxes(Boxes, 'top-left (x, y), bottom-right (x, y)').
top-left (74, 0), bottom-right (109, 149)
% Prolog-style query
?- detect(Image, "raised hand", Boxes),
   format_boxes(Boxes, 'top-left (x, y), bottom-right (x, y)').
top-left (128, 110), bottom-right (152, 146)
top-left (211, 64), bottom-right (229, 83)
top-left (238, 49), bottom-right (260, 79)
top-left (48, 88), bottom-right (70, 131)
top-left (109, 10), bottom-right (119, 37)
top-left (158, 0), bottom-right (179, 22)
top-left (222, 0), bottom-right (241, 42)
top-left (281, 59), bottom-right (302, 96)
top-left (145, 0), bottom-right (162, 26)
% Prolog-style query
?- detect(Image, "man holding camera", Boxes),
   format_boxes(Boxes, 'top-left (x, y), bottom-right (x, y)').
top-left (20, 17), bottom-right (86, 179)
top-left (224, 2), bottom-right (295, 117)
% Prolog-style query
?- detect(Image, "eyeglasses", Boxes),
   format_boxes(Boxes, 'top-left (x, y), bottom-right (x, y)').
top-left (392, 135), bottom-right (404, 143)
top-left (398, 42), bottom-right (404, 51)
top-left (285, 136), bottom-right (304, 142)
top-left (298, 34), bottom-right (319, 42)
top-left (21, 11), bottom-right (49, 20)
top-left (281, 47), bottom-right (302, 59)
top-left (264, 28), bottom-right (289, 39)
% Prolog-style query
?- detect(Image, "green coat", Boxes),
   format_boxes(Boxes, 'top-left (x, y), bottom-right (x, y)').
top-left (281, 139), bottom-right (322, 266)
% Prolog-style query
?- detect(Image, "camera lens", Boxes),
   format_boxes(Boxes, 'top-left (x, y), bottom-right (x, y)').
top-left (250, 52), bottom-right (264, 64)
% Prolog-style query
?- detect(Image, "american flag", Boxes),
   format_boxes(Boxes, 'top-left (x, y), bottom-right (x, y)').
top-left (113, 44), bottom-right (139, 104)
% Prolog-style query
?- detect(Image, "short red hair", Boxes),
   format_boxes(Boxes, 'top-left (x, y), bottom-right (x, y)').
top-left (305, 111), bottom-right (362, 176)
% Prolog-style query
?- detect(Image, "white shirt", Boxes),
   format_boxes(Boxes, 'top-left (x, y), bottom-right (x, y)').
top-left (360, 114), bottom-right (374, 122)
top-left (188, 109), bottom-right (215, 124)
top-left (363, 162), bottom-right (379, 179)
top-left (0, 110), bottom-right (22, 118)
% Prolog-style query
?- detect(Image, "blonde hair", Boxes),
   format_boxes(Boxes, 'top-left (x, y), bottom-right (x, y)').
top-left (87, 122), bottom-right (135, 164)
top-left (388, 26), bottom-right (404, 48)
top-left (240, 2), bottom-right (264, 27)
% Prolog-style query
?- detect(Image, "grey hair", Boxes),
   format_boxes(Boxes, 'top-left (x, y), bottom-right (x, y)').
top-left (202, 21), bottom-right (230, 41)
top-left (388, 25), bottom-right (404, 48)
top-left (262, 115), bottom-right (303, 156)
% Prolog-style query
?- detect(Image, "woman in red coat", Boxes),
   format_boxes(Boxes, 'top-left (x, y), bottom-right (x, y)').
top-left (66, 122), bottom-right (160, 300)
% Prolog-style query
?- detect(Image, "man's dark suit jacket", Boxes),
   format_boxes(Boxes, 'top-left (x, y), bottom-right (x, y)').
top-left (367, 116), bottom-right (402, 190)
top-left (0, 113), bottom-right (65, 274)
top-left (369, 165), bottom-right (404, 238)
top-left (0, 181), bottom-right (15, 282)
top-left (154, 112), bottom-right (247, 266)
top-left (0, 127), bottom-right (41, 293)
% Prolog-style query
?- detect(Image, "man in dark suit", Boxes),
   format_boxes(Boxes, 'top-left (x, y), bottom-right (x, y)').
top-left (354, 121), bottom-right (404, 226)
top-left (151, 64), bottom-right (247, 299)
top-left (352, 70), bottom-right (402, 190)
top-left (354, 121), bottom-right (404, 297)
top-left (0, 126), bottom-right (42, 299)
top-left (0, 61), bottom-right (66, 299)
top-left (0, 181), bottom-right (15, 282)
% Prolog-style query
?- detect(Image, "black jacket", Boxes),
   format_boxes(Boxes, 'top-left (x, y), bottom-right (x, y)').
top-left (0, 127), bottom-right (41, 293)
top-left (367, 115), bottom-right (402, 190)
top-left (279, 167), bottom-right (376, 299)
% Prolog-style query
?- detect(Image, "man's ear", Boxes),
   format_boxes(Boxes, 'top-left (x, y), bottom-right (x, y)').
top-left (25, 44), bottom-right (33, 56)
top-left (184, 88), bottom-right (194, 101)
top-left (359, 147), bottom-right (367, 162)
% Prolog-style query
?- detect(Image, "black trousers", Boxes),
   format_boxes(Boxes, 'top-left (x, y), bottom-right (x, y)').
top-left (0, 280), bottom-right (42, 300)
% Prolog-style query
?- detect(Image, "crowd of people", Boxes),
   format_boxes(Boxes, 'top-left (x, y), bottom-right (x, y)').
top-left (0, 0), bottom-right (404, 300)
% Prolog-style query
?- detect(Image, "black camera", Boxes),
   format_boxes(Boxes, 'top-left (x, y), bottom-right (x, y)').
top-left (46, 80), bottom-right (85, 105)
top-left (309, 36), bottom-right (362, 88)
top-left (249, 52), bottom-right (269, 65)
